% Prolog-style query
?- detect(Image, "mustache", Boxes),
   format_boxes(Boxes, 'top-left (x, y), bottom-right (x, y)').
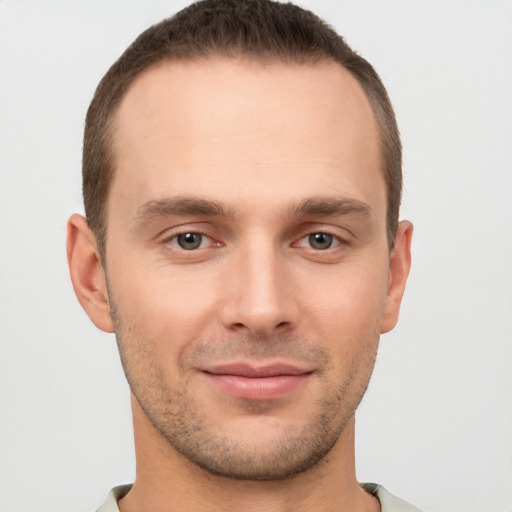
top-left (183, 334), bottom-right (329, 368)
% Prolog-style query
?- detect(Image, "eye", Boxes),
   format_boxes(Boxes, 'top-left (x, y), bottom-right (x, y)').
top-left (293, 229), bottom-right (349, 262)
top-left (294, 231), bottom-right (345, 251)
top-left (308, 232), bottom-right (334, 250)
top-left (174, 232), bottom-right (208, 250)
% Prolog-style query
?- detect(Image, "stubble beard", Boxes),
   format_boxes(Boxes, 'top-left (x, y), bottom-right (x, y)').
top-left (132, 378), bottom-right (350, 481)
top-left (111, 305), bottom-right (379, 481)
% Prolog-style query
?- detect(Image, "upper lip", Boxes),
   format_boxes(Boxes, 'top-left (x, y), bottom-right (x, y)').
top-left (201, 362), bottom-right (313, 378)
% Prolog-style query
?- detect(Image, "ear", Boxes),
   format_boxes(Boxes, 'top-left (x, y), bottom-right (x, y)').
top-left (66, 214), bottom-right (114, 333)
top-left (380, 220), bottom-right (413, 334)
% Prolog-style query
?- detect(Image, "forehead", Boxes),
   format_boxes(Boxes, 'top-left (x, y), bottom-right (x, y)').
top-left (109, 57), bottom-right (384, 221)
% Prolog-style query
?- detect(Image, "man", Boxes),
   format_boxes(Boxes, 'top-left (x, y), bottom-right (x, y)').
top-left (66, 0), bottom-right (417, 510)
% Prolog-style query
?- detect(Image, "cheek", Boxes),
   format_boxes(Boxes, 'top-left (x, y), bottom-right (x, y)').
top-left (298, 262), bottom-right (388, 372)
top-left (108, 264), bottom-right (220, 355)
top-left (302, 262), bottom-right (389, 329)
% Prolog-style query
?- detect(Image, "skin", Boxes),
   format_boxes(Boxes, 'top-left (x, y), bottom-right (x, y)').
top-left (67, 58), bottom-right (412, 512)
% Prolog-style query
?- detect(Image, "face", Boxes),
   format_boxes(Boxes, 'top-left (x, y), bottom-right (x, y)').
top-left (94, 58), bottom-right (409, 480)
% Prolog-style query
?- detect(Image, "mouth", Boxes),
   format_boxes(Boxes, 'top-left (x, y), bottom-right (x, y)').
top-left (200, 362), bottom-right (314, 400)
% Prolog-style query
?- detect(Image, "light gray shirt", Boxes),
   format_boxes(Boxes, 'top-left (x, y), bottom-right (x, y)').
top-left (95, 483), bottom-right (423, 511)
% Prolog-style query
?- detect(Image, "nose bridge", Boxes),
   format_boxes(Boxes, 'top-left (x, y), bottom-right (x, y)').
top-left (221, 233), bottom-right (295, 335)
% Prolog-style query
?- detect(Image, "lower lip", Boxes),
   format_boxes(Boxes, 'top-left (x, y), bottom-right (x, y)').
top-left (203, 373), bottom-right (311, 400)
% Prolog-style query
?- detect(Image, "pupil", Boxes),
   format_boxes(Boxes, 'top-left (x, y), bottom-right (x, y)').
top-left (309, 233), bottom-right (332, 250)
top-left (178, 233), bottom-right (202, 250)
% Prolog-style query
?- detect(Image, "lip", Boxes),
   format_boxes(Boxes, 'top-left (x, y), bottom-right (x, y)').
top-left (200, 362), bottom-right (314, 400)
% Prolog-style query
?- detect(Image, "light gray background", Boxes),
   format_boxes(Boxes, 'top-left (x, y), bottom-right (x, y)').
top-left (1, 1), bottom-right (511, 511)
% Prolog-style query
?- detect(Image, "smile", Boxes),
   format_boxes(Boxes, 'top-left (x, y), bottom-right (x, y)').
top-left (200, 363), bottom-right (314, 400)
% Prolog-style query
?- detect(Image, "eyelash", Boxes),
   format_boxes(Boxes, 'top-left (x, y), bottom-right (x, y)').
top-left (163, 231), bottom-right (216, 251)
top-left (295, 232), bottom-right (344, 251)
top-left (163, 230), bottom-right (345, 252)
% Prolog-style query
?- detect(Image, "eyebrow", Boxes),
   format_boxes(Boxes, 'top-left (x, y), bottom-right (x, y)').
top-left (134, 196), bottom-right (233, 223)
top-left (290, 197), bottom-right (372, 218)
top-left (133, 195), bottom-right (372, 225)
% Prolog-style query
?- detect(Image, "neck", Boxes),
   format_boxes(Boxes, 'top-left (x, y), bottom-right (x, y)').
top-left (119, 395), bottom-right (379, 512)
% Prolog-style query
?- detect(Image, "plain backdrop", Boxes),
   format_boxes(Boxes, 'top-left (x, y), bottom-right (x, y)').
top-left (1, 1), bottom-right (511, 511)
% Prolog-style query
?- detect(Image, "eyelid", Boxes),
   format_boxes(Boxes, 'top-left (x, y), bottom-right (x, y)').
top-left (155, 220), bottom-right (213, 241)
top-left (293, 220), bottom-right (353, 243)
top-left (163, 228), bottom-right (219, 245)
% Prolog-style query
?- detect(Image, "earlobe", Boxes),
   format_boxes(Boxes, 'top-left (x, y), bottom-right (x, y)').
top-left (66, 214), bottom-right (114, 333)
top-left (380, 220), bottom-right (413, 334)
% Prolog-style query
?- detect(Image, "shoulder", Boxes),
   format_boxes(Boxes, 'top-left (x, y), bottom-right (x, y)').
top-left (361, 483), bottom-right (423, 512)
top-left (94, 484), bottom-right (132, 512)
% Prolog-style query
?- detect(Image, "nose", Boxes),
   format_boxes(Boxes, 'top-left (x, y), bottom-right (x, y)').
top-left (218, 238), bottom-right (298, 337)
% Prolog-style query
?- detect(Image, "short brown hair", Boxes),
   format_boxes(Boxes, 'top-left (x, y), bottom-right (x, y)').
top-left (83, 0), bottom-right (402, 257)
